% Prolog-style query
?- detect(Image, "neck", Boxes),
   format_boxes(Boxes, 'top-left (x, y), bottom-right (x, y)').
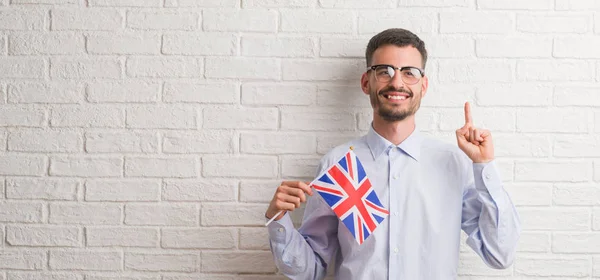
top-left (371, 113), bottom-right (416, 146)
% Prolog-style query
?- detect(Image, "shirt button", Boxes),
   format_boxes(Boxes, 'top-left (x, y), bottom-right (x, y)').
top-left (278, 228), bottom-right (284, 233)
top-left (393, 212), bottom-right (398, 216)
top-left (394, 248), bottom-right (399, 253)
top-left (485, 173), bottom-right (491, 180)
top-left (393, 175), bottom-right (398, 180)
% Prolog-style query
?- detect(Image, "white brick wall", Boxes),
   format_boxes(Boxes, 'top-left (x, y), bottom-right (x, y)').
top-left (0, 0), bottom-right (598, 278)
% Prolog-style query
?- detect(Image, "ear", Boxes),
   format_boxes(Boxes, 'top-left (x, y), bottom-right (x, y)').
top-left (420, 75), bottom-right (429, 98)
top-left (361, 72), bottom-right (370, 95)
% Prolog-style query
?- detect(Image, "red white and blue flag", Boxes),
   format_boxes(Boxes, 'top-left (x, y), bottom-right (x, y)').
top-left (312, 149), bottom-right (389, 245)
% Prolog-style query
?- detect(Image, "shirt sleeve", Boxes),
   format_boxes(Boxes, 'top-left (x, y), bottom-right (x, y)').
top-left (267, 164), bottom-right (340, 279)
top-left (461, 160), bottom-right (521, 269)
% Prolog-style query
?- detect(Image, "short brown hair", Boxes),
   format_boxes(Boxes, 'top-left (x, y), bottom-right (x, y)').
top-left (365, 28), bottom-right (428, 69)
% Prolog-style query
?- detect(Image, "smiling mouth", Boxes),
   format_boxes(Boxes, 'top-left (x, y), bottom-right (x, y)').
top-left (381, 93), bottom-right (410, 100)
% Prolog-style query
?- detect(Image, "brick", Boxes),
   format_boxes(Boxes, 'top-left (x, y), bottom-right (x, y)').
top-left (12, 0), bottom-right (77, 3)
top-left (518, 208), bottom-right (589, 231)
top-left (422, 36), bottom-right (474, 58)
top-left (86, 276), bottom-right (158, 280)
top-left (205, 57), bottom-right (279, 80)
top-left (593, 208), bottom-right (600, 230)
top-left (0, 58), bottom-right (45, 78)
top-left (6, 225), bottom-right (79, 247)
top-left (241, 132), bottom-right (316, 154)
top-left (317, 85), bottom-right (370, 108)
top-left (359, 11), bottom-right (436, 34)
top-left (126, 106), bottom-right (197, 129)
top-left (515, 161), bottom-right (590, 182)
top-left (163, 131), bottom-right (234, 154)
top-left (126, 57), bottom-right (202, 78)
top-left (203, 107), bottom-right (277, 129)
top-left (51, 57), bottom-right (121, 79)
top-left (504, 183), bottom-right (552, 206)
top-left (8, 129), bottom-right (81, 152)
top-left (6, 272), bottom-right (82, 280)
top-left (202, 251), bottom-right (275, 273)
top-left (241, 83), bottom-right (315, 106)
top-left (493, 134), bottom-right (551, 157)
top-left (85, 179), bottom-right (160, 202)
top-left (0, 202), bottom-right (43, 223)
top-left (203, 156), bottom-right (277, 178)
top-left (555, 135), bottom-right (600, 157)
top-left (517, 14), bottom-right (590, 33)
top-left (87, 81), bottom-right (159, 103)
top-left (438, 60), bottom-right (512, 82)
top-left (164, 82), bottom-right (238, 104)
top-left (557, 0), bottom-right (600, 10)
top-left (85, 131), bottom-right (158, 153)
top-left (240, 228), bottom-right (269, 249)
top-left (478, 0), bottom-right (553, 9)
top-left (440, 12), bottom-right (513, 33)
top-left (476, 84), bottom-right (551, 107)
top-left (127, 11), bottom-right (198, 30)
top-left (282, 59), bottom-right (364, 81)
top-left (125, 157), bottom-right (198, 178)
top-left (239, 180), bottom-right (279, 203)
top-left (6, 178), bottom-right (77, 200)
top-left (243, 0), bottom-right (313, 7)
top-left (0, 106), bottom-right (45, 127)
top-left (320, 0), bottom-right (394, 8)
top-left (50, 250), bottom-right (121, 271)
top-left (162, 228), bottom-right (235, 249)
top-left (87, 34), bottom-right (160, 54)
top-left (420, 84), bottom-right (475, 108)
top-left (166, 0), bottom-right (238, 7)
top-left (9, 33), bottom-right (84, 55)
top-left (282, 156), bottom-right (321, 178)
top-left (0, 250), bottom-right (45, 269)
top-left (555, 184), bottom-right (600, 206)
top-left (398, 0), bottom-right (468, 7)
top-left (0, 9), bottom-right (44, 30)
top-left (89, 0), bottom-right (161, 6)
top-left (476, 36), bottom-right (552, 57)
top-left (125, 204), bottom-right (198, 226)
top-left (438, 108), bottom-right (515, 132)
top-left (517, 232), bottom-right (550, 252)
top-left (320, 38), bottom-right (365, 58)
top-left (317, 133), bottom-right (362, 155)
top-left (458, 254), bottom-right (512, 276)
top-left (556, 85), bottom-right (600, 106)
top-left (555, 36), bottom-right (600, 58)
top-left (514, 256), bottom-right (589, 277)
top-left (8, 82), bottom-right (82, 104)
top-left (518, 108), bottom-right (588, 133)
top-left (0, 154), bottom-right (46, 176)
top-left (50, 204), bottom-right (121, 225)
top-left (86, 227), bottom-right (158, 247)
top-left (163, 33), bottom-right (236, 55)
top-left (281, 107), bottom-right (356, 131)
top-left (517, 60), bottom-right (594, 82)
top-left (162, 179), bottom-right (236, 202)
top-left (52, 8), bottom-right (122, 30)
top-left (125, 253), bottom-right (197, 272)
top-left (204, 9), bottom-right (276, 32)
top-left (50, 156), bottom-right (122, 177)
top-left (202, 204), bottom-right (266, 226)
top-left (242, 36), bottom-right (315, 57)
top-left (0, 34), bottom-right (5, 55)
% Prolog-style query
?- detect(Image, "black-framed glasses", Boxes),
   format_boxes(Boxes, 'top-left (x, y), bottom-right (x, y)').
top-left (367, 64), bottom-right (425, 85)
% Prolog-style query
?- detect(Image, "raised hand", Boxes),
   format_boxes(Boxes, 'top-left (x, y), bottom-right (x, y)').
top-left (455, 102), bottom-right (494, 163)
top-left (265, 181), bottom-right (313, 222)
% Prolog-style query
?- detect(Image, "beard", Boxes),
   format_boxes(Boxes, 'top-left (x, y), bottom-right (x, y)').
top-left (369, 85), bottom-right (422, 122)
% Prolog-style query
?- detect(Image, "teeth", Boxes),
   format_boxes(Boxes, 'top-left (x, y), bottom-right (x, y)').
top-left (387, 95), bottom-right (407, 100)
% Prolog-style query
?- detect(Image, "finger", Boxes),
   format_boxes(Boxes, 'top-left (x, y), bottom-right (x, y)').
top-left (469, 127), bottom-right (474, 143)
top-left (455, 129), bottom-right (469, 146)
top-left (276, 192), bottom-right (302, 208)
top-left (282, 181), bottom-right (313, 196)
top-left (464, 101), bottom-right (473, 125)
top-left (283, 186), bottom-right (307, 203)
top-left (275, 198), bottom-right (297, 212)
top-left (474, 129), bottom-right (484, 142)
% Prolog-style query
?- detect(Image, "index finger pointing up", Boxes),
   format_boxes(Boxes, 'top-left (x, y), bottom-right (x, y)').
top-left (464, 101), bottom-right (473, 125)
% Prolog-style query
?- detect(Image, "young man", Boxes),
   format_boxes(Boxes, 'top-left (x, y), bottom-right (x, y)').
top-left (265, 28), bottom-right (521, 279)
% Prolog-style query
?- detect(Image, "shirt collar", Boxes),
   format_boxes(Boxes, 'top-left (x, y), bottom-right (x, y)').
top-left (366, 124), bottom-right (422, 162)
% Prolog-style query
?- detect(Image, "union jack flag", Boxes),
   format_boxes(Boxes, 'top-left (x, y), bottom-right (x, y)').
top-left (312, 149), bottom-right (389, 245)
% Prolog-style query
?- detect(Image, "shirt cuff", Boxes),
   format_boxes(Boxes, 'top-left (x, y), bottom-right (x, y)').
top-left (473, 160), bottom-right (503, 194)
top-left (267, 212), bottom-right (294, 244)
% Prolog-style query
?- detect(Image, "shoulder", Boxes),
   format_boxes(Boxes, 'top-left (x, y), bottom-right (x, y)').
top-left (421, 135), bottom-right (471, 165)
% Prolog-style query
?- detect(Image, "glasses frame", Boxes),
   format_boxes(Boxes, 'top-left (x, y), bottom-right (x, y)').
top-left (366, 64), bottom-right (425, 85)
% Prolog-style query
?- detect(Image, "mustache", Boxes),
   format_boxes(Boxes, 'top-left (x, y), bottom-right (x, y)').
top-left (378, 87), bottom-right (413, 97)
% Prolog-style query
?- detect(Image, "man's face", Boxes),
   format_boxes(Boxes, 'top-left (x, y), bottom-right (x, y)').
top-left (361, 45), bottom-right (428, 122)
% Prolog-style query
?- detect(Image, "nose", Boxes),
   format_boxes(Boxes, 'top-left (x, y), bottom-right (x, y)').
top-left (388, 69), bottom-right (406, 89)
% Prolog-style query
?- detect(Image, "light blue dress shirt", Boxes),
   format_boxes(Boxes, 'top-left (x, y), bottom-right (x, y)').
top-left (268, 126), bottom-right (521, 279)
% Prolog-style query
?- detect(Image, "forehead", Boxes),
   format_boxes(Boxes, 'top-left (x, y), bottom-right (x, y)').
top-left (371, 45), bottom-right (423, 68)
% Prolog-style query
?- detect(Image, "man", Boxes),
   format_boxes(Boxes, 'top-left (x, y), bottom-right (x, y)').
top-left (265, 28), bottom-right (521, 279)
